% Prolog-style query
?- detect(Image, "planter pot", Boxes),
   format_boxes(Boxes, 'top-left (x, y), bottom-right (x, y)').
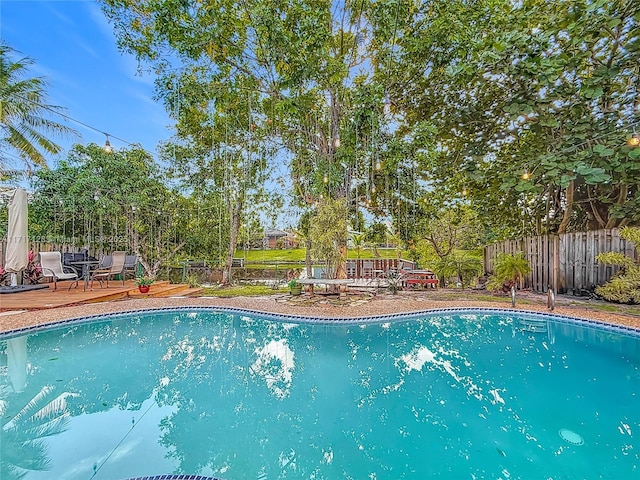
top-left (290, 286), bottom-right (302, 296)
top-left (138, 285), bottom-right (150, 294)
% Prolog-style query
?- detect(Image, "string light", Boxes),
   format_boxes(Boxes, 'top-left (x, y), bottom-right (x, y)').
top-left (628, 132), bottom-right (640, 147)
top-left (323, 174), bottom-right (329, 183)
top-left (521, 171), bottom-right (531, 180)
top-left (383, 92), bottom-right (392, 116)
top-left (103, 135), bottom-right (112, 153)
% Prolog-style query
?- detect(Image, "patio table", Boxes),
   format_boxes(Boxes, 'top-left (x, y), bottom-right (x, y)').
top-left (296, 278), bottom-right (354, 300)
top-left (69, 260), bottom-right (100, 291)
top-left (401, 270), bottom-right (439, 289)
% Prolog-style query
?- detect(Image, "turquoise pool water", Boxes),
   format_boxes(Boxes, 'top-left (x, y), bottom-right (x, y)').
top-left (1, 309), bottom-right (639, 479)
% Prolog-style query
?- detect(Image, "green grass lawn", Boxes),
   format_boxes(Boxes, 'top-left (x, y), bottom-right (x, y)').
top-left (200, 284), bottom-right (288, 297)
top-left (235, 247), bottom-right (408, 263)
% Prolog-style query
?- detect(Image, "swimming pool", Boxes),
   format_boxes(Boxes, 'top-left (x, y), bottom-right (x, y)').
top-left (1, 308), bottom-right (638, 479)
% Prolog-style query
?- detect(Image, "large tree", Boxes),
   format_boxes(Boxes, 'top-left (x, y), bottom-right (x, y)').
top-left (29, 143), bottom-right (192, 277)
top-left (378, 0), bottom-right (640, 235)
top-left (99, 0), bottom-right (415, 279)
top-left (0, 45), bottom-right (76, 176)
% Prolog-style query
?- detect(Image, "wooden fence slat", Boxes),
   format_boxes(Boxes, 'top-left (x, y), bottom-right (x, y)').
top-left (586, 230), bottom-right (595, 289)
top-left (485, 229), bottom-right (637, 293)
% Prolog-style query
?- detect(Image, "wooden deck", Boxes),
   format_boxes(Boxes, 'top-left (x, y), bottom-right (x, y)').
top-left (0, 280), bottom-right (202, 311)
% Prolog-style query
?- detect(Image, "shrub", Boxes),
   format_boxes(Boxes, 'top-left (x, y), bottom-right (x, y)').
top-left (595, 227), bottom-right (640, 304)
top-left (23, 250), bottom-right (42, 285)
top-left (486, 252), bottom-right (531, 292)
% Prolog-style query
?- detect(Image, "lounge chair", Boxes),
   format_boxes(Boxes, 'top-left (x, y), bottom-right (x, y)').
top-left (91, 251), bottom-right (126, 288)
top-left (39, 252), bottom-right (79, 291)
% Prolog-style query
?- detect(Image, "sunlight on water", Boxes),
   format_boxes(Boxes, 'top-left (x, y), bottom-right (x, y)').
top-left (1, 311), bottom-right (638, 479)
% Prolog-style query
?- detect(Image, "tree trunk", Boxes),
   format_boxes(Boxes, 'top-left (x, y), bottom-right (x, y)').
top-left (222, 196), bottom-right (243, 285)
top-left (305, 237), bottom-right (312, 278)
top-left (336, 244), bottom-right (347, 279)
top-left (557, 180), bottom-right (574, 234)
top-left (605, 184), bottom-right (628, 229)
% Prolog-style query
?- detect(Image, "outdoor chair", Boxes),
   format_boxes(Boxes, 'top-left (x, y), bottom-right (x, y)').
top-left (123, 255), bottom-right (138, 280)
top-left (346, 260), bottom-right (357, 278)
top-left (91, 251), bottom-right (126, 288)
top-left (362, 260), bottom-right (374, 279)
top-left (39, 252), bottom-right (79, 291)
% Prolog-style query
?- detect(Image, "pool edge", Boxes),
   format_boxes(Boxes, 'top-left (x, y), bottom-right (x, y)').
top-left (1, 305), bottom-right (639, 339)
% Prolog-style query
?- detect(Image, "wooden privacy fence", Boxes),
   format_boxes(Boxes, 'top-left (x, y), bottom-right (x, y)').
top-left (484, 229), bottom-right (638, 294)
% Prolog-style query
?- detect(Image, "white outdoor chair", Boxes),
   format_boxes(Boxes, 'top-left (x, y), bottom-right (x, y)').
top-left (39, 252), bottom-right (79, 291)
top-left (91, 251), bottom-right (126, 288)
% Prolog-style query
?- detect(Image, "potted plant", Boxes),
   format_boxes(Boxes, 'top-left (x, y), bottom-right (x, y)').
top-left (135, 276), bottom-right (155, 293)
top-left (288, 279), bottom-right (302, 296)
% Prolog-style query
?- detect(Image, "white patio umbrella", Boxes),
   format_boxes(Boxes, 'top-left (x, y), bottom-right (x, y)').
top-left (7, 336), bottom-right (28, 393)
top-left (5, 188), bottom-right (29, 285)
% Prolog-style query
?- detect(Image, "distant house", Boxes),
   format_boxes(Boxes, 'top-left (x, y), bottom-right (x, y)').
top-left (263, 228), bottom-right (299, 249)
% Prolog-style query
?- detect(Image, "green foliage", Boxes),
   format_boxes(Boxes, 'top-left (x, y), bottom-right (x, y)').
top-left (487, 252), bottom-right (531, 291)
top-left (595, 227), bottom-right (640, 304)
top-left (485, 275), bottom-right (509, 293)
top-left (98, 0), bottom-right (640, 246)
top-left (28, 144), bottom-right (196, 276)
top-left (378, 0), bottom-right (640, 235)
top-left (135, 276), bottom-right (155, 287)
top-left (350, 232), bottom-right (366, 259)
top-left (0, 45), bottom-right (77, 173)
top-left (595, 274), bottom-right (640, 304)
top-left (434, 250), bottom-right (483, 287)
top-left (200, 284), bottom-right (287, 297)
top-left (184, 274), bottom-right (200, 288)
top-left (595, 252), bottom-right (635, 269)
top-left (309, 197), bottom-right (348, 279)
top-left (415, 206), bottom-right (483, 260)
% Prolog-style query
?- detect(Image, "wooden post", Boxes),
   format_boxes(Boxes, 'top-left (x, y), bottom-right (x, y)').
top-left (552, 234), bottom-right (560, 294)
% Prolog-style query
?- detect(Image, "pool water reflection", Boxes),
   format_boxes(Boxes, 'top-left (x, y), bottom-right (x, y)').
top-left (1, 310), bottom-right (639, 479)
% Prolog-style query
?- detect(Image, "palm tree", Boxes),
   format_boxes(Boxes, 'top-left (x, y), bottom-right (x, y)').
top-left (487, 252), bottom-right (531, 291)
top-left (350, 232), bottom-right (365, 259)
top-left (436, 251), bottom-right (483, 287)
top-left (0, 45), bottom-right (77, 173)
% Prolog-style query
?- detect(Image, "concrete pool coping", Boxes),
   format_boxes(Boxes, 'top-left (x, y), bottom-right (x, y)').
top-left (1, 290), bottom-right (639, 335)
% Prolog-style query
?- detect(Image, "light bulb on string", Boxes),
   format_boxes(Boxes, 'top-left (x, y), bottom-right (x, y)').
top-left (462, 188), bottom-right (468, 196)
top-left (103, 134), bottom-right (112, 153)
top-left (375, 160), bottom-right (382, 171)
top-left (521, 171), bottom-right (532, 180)
top-left (323, 174), bottom-right (329, 184)
top-left (371, 185), bottom-right (376, 193)
top-left (628, 132), bottom-right (640, 147)
top-left (383, 92), bottom-right (392, 115)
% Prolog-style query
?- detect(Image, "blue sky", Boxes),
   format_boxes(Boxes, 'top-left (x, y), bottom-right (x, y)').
top-left (1, 0), bottom-right (172, 166)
